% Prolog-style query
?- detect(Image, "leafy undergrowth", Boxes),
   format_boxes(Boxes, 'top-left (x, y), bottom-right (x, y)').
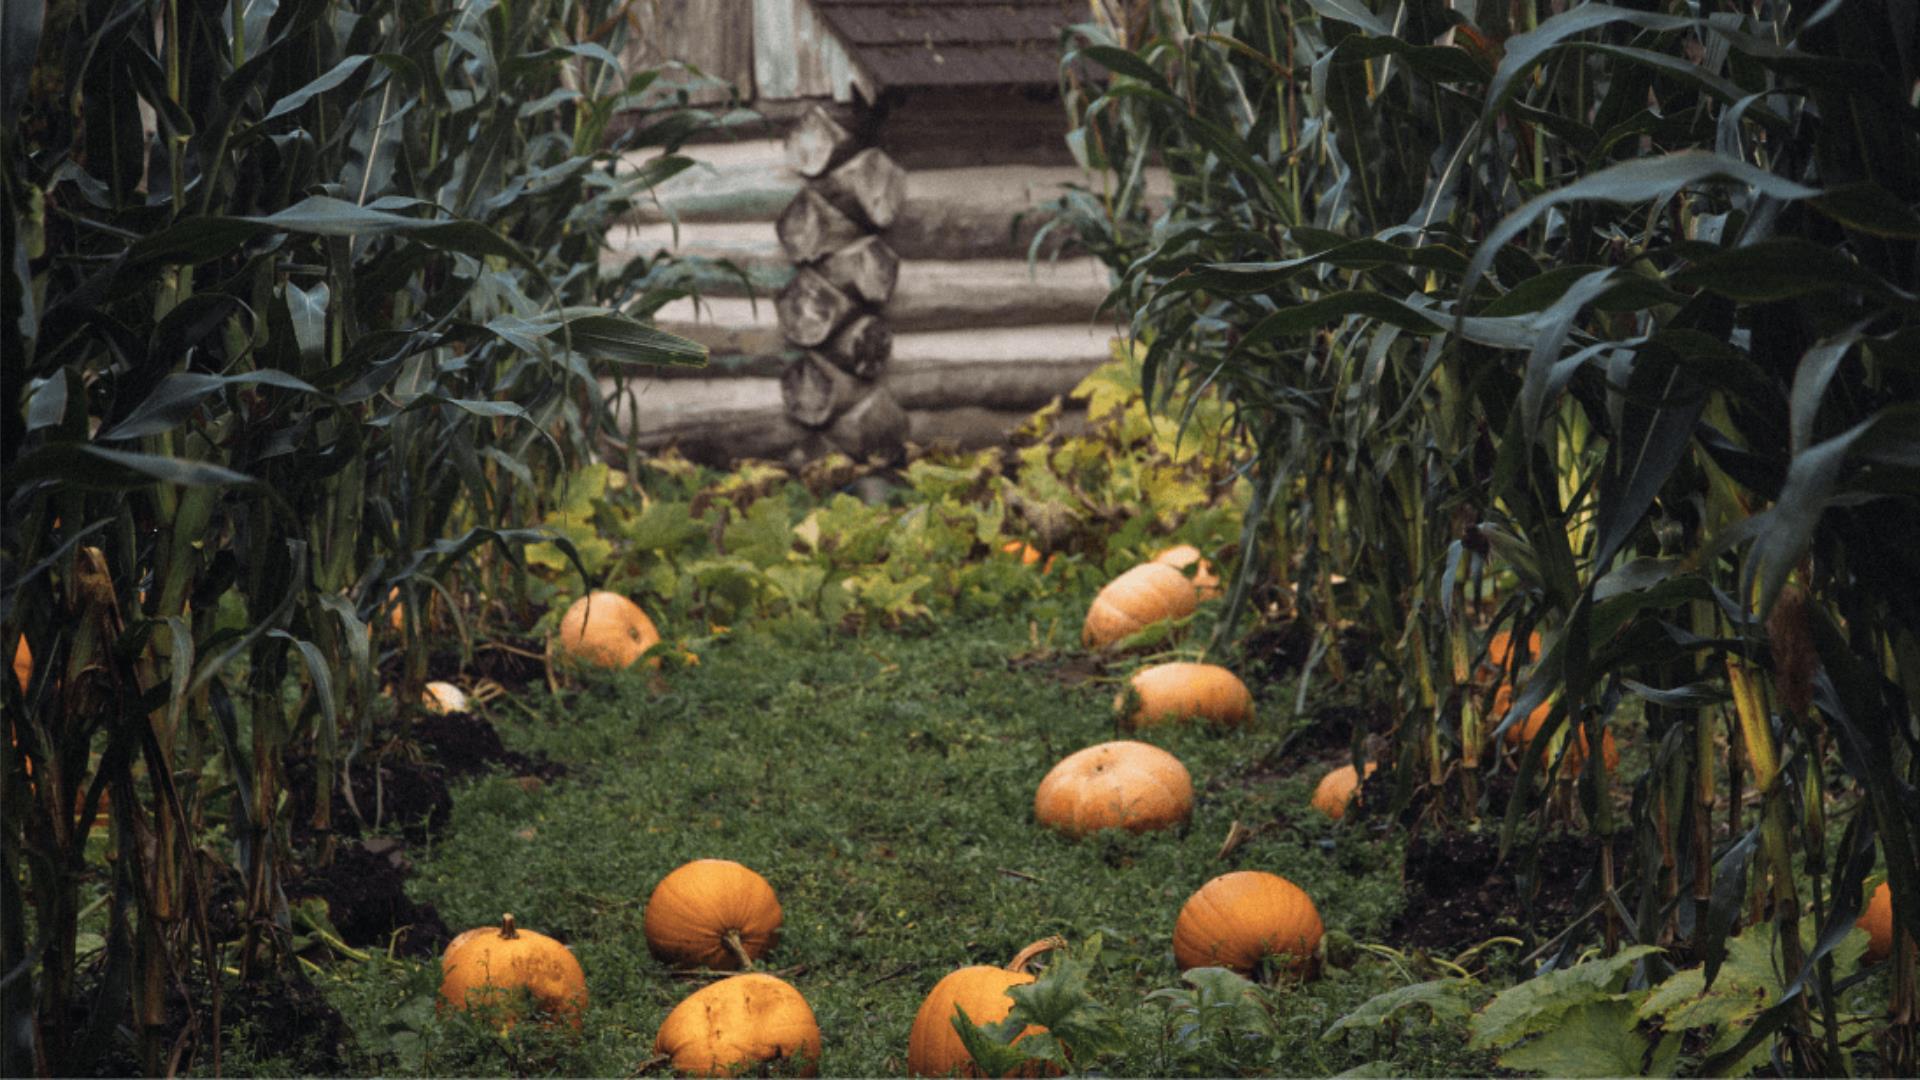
top-left (269, 615), bottom-right (1496, 1077)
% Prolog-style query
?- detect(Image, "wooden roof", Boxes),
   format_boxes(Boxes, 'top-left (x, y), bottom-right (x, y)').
top-left (809, 0), bottom-right (1080, 90)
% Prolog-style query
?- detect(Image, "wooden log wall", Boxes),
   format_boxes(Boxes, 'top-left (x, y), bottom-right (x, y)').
top-left (771, 104), bottom-right (911, 463)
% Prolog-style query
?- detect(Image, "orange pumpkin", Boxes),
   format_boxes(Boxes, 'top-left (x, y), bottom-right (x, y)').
top-left (1034, 741), bottom-right (1191, 837)
top-left (1310, 762), bottom-right (1378, 821)
top-left (1477, 628), bottom-right (1543, 687)
top-left (644, 859), bottom-right (782, 970)
top-left (907, 938), bottom-right (1062, 1077)
top-left (1859, 881), bottom-right (1894, 963)
top-left (551, 591), bottom-right (661, 670)
top-left (1496, 687), bottom-right (1619, 775)
top-left (1082, 563), bottom-right (1196, 650)
top-left (438, 913), bottom-right (588, 1029)
top-left (1173, 871), bottom-right (1324, 978)
top-left (1119, 662), bottom-right (1253, 728)
top-left (1492, 684), bottom-right (1553, 746)
top-left (1561, 724), bottom-right (1621, 776)
top-left (1152, 544), bottom-right (1221, 600)
top-left (12, 637), bottom-right (29, 691)
top-left (654, 972), bottom-right (821, 1077)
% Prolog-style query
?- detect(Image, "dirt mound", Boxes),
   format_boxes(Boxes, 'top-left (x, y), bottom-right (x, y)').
top-left (1391, 830), bottom-right (1594, 959)
top-left (412, 709), bottom-right (566, 781)
top-left (291, 840), bottom-right (450, 957)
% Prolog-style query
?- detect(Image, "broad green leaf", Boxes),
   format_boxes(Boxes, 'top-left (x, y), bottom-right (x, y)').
top-left (1495, 999), bottom-right (1660, 1077)
top-left (1470, 945), bottom-right (1658, 1050)
top-left (1325, 979), bottom-right (1474, 1041)
top-left (1463, 152), bottom-right (1818, 300)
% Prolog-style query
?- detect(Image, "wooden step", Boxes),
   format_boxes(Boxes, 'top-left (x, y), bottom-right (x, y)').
top-left (648, 258), bottom-right (1113, 349)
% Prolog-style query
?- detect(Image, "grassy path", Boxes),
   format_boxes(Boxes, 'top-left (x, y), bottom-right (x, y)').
top-left (313, 615), bottom-right (1491, 1076)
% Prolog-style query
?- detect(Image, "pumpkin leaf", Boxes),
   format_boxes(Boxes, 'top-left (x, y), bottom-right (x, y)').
top-left (1324, 978), bottom-right (1476, 1041)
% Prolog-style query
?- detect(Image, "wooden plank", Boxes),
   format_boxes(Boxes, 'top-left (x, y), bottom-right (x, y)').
top-left (907, 404), bottom-right (1090, 453)
top-left (887, 257), bottom-right (1111, 331)
top-left (889, 324), bottom-right (1111, 410)
top-left (619, 0), bottom-right (754, 105)
top-left (754, 0), bottom-right (875, 102)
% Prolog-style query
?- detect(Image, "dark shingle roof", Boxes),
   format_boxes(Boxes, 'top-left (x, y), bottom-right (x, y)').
top-left (810, 0), bottom-right (1081, 90)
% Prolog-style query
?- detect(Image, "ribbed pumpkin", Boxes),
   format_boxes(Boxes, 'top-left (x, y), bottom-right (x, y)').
top-left (1081, 563), bottom-right (1197, 650)
top-left (907, 938), bottom-right (1062, 1077)
top-left (654, 973), bottom-right (821, 1077)
top-left (1173, 871), bottom-right (1324, 978)
top-left (552, 591), bottom-right (661, 670)
top-left (1476, 628), bottom-right (1543, 687)
top-left (1120, 662), bottom-right (1253, 728)
top-left (1152, 544), bottom-right (1221, 600)
top-left (1310, 762), bottom-right (1378, 821)
top-left (1034, 741), bottom-right (1192, 837)
top-left (644, 859), bottom-right (782, 970)
top-left (1859, 881), bottom-right (1894, 963)
top-left (438, 913), bottom-right (588, 1029)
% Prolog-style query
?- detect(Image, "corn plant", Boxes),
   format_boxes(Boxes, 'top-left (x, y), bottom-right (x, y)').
top-left (0, 0), bottom-right (716, 1071)
top-left (1061, 0), bottom-right (1918, 1071)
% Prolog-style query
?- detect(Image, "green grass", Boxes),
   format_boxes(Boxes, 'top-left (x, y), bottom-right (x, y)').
top-left (303, 614), bottom-right (1495, 1077)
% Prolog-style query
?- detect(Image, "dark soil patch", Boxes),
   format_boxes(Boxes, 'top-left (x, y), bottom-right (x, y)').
top-left (289, 839), bottom-right (450, 957)
top-left (412, 709), bottom-right (567, 781)
top-left (63, 962), bottom-right (352, 1077)
top-left (1390, 829), bottom-right (1598, 960)
top-left (286, 748), bottom-right (454, 848)
top-left (1010, 651), bottom-right (1106, 688)
top-left (1279, 702), bottom-right (1386, 760)
top-left (376, 634), bottom-right (549, 693)
top-left (1240, 614), bottom-right (1315, 682)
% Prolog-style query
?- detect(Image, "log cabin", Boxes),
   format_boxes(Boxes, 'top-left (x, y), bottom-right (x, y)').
top-left (600, 0), bottom-right (1158, 467)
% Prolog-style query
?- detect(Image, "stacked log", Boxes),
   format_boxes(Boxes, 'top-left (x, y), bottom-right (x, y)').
top-left (773, 104), bottom-right (910, 463)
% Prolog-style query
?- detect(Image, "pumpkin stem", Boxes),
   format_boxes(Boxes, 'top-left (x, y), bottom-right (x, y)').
top-left (723, 929), bottom-right (755, 971)
top-left (500, 913), bottom-right (518, 940)
top-left (1005, 936), bottom-right (1067, 974)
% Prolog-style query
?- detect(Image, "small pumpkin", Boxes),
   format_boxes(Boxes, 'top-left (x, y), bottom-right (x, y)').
top-left (1119, 662), bottom-right (1253, 728)
top-left (1034, 741), bottom-right (1192, 837)
top-left (1152, 544), bottom-right (1221, 600)
top-left (551, 590), bottom-right (661, 670)
top-left (1495, 687), bottom-right (1620, 775)
top-left (1173, 871), bottom-right (1324, 978)
top-left (907, 938), bottom-right (1063, 1077)
top-left (422, 681), bottom-right (470, 715)
top-left (1491, 684), bottom-right (1552, 747)
top-left (1082, 563), bottom-right (1196, 650)
top-left (1561, 724), bottom-right (1621, 776)
top-left (438, 913), bottom-right (588, 1029)
top-left (1476, 628), bottom-right (1543, 688)
top-left (1858, 881), bottom-right (1893, 963)
top-left (654, 972), bottom-right (821, 1077)
top-left (644, 859), bottom-right (782, 970)
top-left (1309, 762), bottom-right (1378, 821)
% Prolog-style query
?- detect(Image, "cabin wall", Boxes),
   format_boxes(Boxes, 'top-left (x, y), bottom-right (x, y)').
top-left (751, 0), bottom-right (873, 102)
top-left (619, 0), bottom-right (756, 104)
